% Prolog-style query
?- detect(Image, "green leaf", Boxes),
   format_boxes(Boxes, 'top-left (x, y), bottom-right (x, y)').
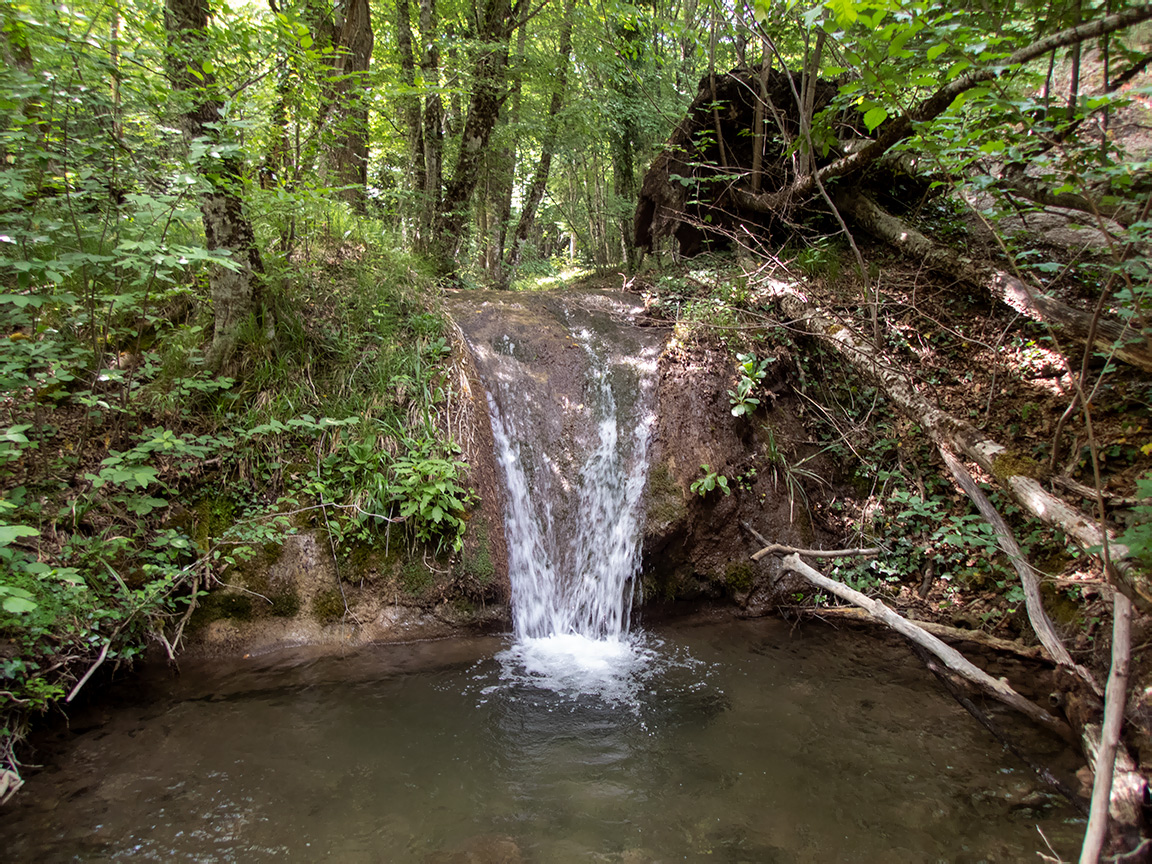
top-left (826, 0), bottom-right (856, 26)
top-left (2, 594), bottom-right (37, 614)
top-left (927, 43), bottom-right (947, 61)
top-left (863, 106), bottom-right (888, 132)
top-left (0, 525), bottom-right (38, 546)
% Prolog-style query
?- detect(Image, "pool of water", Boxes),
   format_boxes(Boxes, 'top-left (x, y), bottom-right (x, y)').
top-left (2, 616), bottom-right (1083, 862)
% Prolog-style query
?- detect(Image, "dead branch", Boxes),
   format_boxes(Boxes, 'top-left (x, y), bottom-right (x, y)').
top-left (1080, 592), bottom-right (1138, 863)
top-left (939, 446), bottom-right (1101, 694)
top-left (779, 553), bottom-right (1074, 740)
top-left (752, 543), bottom-right (880, 561)
top-left (65, 638), bottom-right (111, 703)
top-left (741, 521), bottom-right (879, 560)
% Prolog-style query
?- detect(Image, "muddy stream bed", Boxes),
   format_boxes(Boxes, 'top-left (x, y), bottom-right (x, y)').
top-left (2, 615), bottom-right (1082, 862)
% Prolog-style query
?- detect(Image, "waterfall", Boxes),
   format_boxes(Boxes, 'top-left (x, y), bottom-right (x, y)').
top-left (453, 292), bottom-right (662, 650)
top-left (488, 321), bottom-right (657, 641)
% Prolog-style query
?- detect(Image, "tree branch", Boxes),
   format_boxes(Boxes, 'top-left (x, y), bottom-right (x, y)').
top-left (780, 553), bottom-right (1074, 740)
top-left (734, 4), bottom-right (1152, 212)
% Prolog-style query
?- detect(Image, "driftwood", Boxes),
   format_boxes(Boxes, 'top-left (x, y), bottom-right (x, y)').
top-left (779, 553), bottom-right (1074, 741)
top-left (939, 446), bottom-right (1101, 694)
top-left (841, 192), bottom-right (1152, 374)
top-left (770, 280), bottom-right (1149, 609)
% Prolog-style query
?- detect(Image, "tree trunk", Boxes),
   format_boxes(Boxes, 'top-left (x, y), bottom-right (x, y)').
top-left (429, 0), bottom-right (516, 273)
top-left (395, 0), bottom-right (426, 245)
top-left (499, 0), bottom-right (574, 287)
top-left (841, 191), bottom-right (1152, 374)
top-left (164, 0), bottom-right (262, 366)
top-left (417, 0), bottom-right (443, 250)
top-left (318, 0), bottom-right (373, 206)
top-left (486, 17), bottom-right (528, 284)
top-left (772, 280), bottom-right (1151, 609)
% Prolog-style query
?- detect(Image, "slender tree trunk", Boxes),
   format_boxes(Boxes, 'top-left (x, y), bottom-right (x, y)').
top-left (500, 0), bottom-right (574, 287)
top-left (487, 17), bottom-right (528, 283)
top-left (418, 0), bottom-right (443, 250)
top-left (429, 0), bottom-right (516, 274)
top-left (319, 0), bottom-right (373, 206)
top-left (164, 0), bottom-right (262, 366)
top-left (395, 0), bottom-right (426, 245)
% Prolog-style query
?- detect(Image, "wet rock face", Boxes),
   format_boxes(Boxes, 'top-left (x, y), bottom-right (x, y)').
top-left (641, 342), bottom-right (828, 611)
top-left (448, 288), bottom-right (835, 617)
top-left (448, 289), bottom-right (665, 637)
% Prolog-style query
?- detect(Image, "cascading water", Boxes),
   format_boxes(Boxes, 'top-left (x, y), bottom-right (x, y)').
top-left (452, 291), bottom-right (665, 697)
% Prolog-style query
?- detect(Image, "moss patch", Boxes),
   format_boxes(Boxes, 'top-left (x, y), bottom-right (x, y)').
top-left (725, 561), bottom-right (754, 593)
top-left (192, 494), bottom-right (237, 554)
top-left (1041, 582), bottom-right (1084, 631)
top-left (267, 588), bottom-right (301, 617)
top-left (457, 523), bottom-right (495, 589)
top-left (645, 460), bottom-right (687, 532)
top-left (991, 450), bottom-right (1050, 483)
top-left (312, 588), bottom-right (346, 624)
top-left (188, 590), bottom-right (254, 630)
top-left (401, 560), bottom-right (434, 596)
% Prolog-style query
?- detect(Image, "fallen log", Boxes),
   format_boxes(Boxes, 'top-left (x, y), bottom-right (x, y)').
top-left (808, 605), bottom-right (1050, 661)
top-left (779, 553), bottom-right (1074, 741)
top-left (839, 191), bottom-right (1152, 374)
top-left (770, 279), bottom-right (1149, 608)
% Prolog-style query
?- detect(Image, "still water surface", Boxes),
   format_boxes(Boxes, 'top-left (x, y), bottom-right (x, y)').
top-left (3, 617), bottom-right (1082, 862)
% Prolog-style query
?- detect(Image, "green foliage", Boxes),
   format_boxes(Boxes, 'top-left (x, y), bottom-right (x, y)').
top-left (691, 464), bottom-right (730, 497)
top-left (1117, 472), bottom-right (1152, 567)
top-left (729, 352), bottom-right (774, 417)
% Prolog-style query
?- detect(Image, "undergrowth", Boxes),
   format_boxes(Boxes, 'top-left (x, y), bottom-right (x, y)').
top-left (0, 199), bottom-right (472, 792)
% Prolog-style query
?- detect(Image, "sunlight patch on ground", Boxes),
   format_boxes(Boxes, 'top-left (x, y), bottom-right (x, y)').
top-left (519, 266), bottom-right (592, 291)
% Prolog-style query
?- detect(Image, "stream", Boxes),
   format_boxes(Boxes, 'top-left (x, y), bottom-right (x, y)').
top-left (2, 617), bottom-right (1082, 862)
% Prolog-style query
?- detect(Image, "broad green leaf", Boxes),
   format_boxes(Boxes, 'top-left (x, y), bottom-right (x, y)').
top-left (863, 106), bottom-right (888, 132)
top-left (0, 525), bottom-right (38, 546)
top-left (826, 0), bottom-right (857, 26)
top-left (2, 594), bottom-right (37, 614)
